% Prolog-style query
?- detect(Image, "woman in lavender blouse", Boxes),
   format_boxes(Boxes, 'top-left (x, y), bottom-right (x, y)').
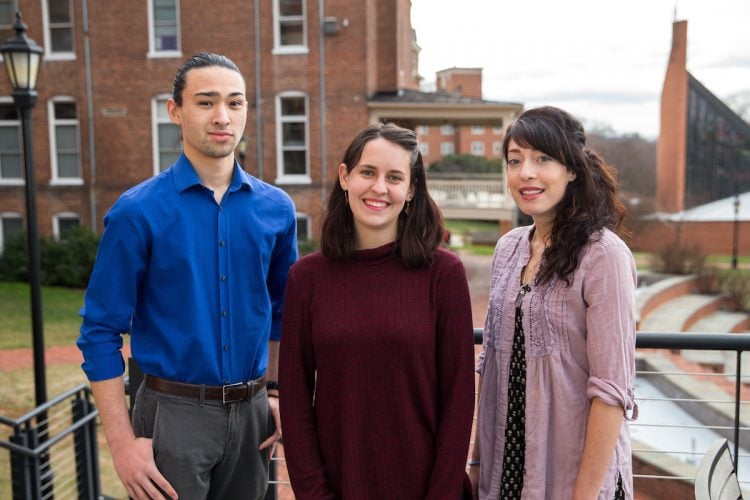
top-left (469, 106), bottom-right (638, 499)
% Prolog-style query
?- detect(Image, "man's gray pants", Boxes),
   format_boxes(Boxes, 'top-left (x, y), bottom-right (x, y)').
top-left (131, 380), bottom-right (273, 500)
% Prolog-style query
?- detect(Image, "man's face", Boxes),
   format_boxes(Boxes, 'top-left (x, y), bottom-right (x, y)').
top-left (168, 66), bottom-right (247, 164)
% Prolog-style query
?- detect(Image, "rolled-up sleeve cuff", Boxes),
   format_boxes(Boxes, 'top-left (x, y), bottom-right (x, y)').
top-left (81, 352), bottom-right (126, 382)
top-left (587, 376), bottom-right (638, 421)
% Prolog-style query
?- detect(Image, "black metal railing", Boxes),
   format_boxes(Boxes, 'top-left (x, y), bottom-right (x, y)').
top-left (3, 331), bottom-right (749, 498)
top-left (0, 383), bottom-right (100, 500)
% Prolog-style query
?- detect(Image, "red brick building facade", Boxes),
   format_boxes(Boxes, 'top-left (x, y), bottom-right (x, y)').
top-left (0, 0), bottom-right (423, 248)
top-left (633, 19), bottom-right (750, 258)
top-left (416, 67), bottom-right (520, 167)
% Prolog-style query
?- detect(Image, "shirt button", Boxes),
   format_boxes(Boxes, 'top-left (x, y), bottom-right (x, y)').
top-left (221, 310), bottom-right (228, 317)
top-left (219, 240), bottom-right (226, 247)
top-left (220, 274), bottom-right (227, 282)
top-left (223, 345), bottom-right (229, 351)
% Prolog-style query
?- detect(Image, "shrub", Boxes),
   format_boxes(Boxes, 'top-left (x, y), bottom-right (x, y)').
top-left (0, 230), bottom-right (29, 281)
top-left (41, 226), bottom-right (100, 288)
top-left (649, 241), bottom-right (706, 275)
top-left (0, 226), bottom-right (99, 288)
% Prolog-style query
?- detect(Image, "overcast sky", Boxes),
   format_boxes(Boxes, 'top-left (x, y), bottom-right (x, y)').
top-left (410, 0), bottom-right (750, 139)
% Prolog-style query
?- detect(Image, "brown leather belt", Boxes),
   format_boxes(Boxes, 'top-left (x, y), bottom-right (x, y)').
top-left (146, 375), bottom-right (267, 404)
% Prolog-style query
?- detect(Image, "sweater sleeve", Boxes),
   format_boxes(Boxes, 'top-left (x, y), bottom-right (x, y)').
top-left (426, 254), bottom-right (475, 499)
top-left (278, 262), bottom-right (336, 500)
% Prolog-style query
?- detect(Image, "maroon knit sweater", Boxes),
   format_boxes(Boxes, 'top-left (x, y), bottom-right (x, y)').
top-left (279, 243), bottom-right (475, 499)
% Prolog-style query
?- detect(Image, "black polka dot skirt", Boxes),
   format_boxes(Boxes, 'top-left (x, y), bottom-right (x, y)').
top-left (500, 305), bottom-right (526, 499)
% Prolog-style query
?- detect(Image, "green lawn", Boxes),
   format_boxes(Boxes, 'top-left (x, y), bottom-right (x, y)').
top-left (0, 282), bottom-right (85, 350)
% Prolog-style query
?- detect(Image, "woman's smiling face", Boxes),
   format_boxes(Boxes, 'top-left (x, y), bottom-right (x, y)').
top-left (505, 139), bottom-right (577, 225)
top-left (339, 137), bottom-right (414, 249)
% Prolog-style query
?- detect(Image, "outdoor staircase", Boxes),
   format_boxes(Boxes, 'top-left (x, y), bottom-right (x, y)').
top-left (636, 272), bottom-right (750, 368)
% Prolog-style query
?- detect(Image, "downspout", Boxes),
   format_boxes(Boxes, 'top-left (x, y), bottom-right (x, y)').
top-left (82, 0), bottom-right (97, 231)
top-left (254, 0), bottom-right (264, 180)
top-left (318, 0), bottom-right (327, 201)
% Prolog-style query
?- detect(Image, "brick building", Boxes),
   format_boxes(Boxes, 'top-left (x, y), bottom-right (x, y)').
top-left (0, 0), bottom-right (435, 249)
top-left (415, 67), bottom-right (521, 167)
top-left (632, 19), bottom-right (750, 257)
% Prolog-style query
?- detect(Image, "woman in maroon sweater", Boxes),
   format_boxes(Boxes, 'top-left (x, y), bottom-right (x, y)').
top-left (279, 122), bottom-right (475, 499)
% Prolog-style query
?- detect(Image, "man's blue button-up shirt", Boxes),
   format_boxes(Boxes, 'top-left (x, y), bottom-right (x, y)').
top-left (78, 154), bottom-right (298, 384)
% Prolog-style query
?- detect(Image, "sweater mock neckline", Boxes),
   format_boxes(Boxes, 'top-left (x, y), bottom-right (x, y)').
top-left (352, 241), bottom-right (398, 265)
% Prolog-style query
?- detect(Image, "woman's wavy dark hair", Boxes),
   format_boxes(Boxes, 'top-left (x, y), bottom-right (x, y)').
top-left (321, 122), bottom-right (444, 268)
top-left (502, 106), bottom-right (627, 286)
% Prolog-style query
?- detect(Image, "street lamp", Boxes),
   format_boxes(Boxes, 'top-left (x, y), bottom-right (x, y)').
top-left (1, 12), bottom-right (46, 406)
top-left (732, 194), bottom-right (740, 270)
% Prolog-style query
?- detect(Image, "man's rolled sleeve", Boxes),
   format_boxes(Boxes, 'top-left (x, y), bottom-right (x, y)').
top-left (77, 200), bottom-right (148, 381)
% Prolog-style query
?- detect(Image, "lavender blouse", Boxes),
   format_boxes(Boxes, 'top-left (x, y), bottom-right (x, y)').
top-left (476, 226), bottom-right (638, 499)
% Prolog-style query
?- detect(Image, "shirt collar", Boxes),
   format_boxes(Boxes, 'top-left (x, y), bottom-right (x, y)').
top-left (172, 153), bottom-right (254, 194)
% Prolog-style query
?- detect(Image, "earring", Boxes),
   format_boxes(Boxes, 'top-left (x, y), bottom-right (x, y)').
top-left (344, 190), bottom-right (349, 204)
top-left (404, 200), bottom-right (411, 215)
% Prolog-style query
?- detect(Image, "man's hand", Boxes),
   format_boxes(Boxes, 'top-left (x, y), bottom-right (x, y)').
top-left (259, 395), bottom-right (282, 455)
top-left (111, 437), bottom-right (177, 500)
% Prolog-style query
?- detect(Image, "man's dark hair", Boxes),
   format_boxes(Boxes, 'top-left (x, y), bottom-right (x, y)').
top-left (171, 53), bottom-right (242, 106)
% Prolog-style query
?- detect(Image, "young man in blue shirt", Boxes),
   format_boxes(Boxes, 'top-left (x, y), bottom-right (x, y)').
top-left (77, 53), bottom-right (297, 499)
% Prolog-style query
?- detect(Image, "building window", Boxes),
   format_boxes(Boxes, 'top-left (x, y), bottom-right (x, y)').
top-left (152, 96), bottom-right (181, 174)
top-left (492, 125), bottom-right (504, 135)
top-left (471, 126), bottom-right (485, 135)
top-left (0, 1), bottom-right (13, 48)
top-left (276, 93), bottom-right (309, 183)
top-left (42, 0), bottom-right (74, 58)
top-left (53, 213), bottom-right (80, 241)
top-left (419, 142), bottom-right (429, 156)
top-left (0, 213), bottom-right (22, 252)
top-left (440, 142), bottom-right (455, 156)
top-left (48, 97), bottom-right (82, 184)
top-left (492, 141), bottom-right (502, 156)
top-left (273, 0), bottom-right (307, 54)
top-left (296, 213), bottom-right (310, 242)
top-left (148, 0), bottom-right (181, 56)
top-left (417, 125), bottom-right (429, 135)
top-left (471, 141), bottom-right (485, 155)
top-left (440, 124), bottom-right (454, 135)
top-left (0, 100), bottom-right (21, 185)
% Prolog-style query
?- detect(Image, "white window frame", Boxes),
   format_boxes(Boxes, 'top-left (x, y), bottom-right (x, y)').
top-left (0, 212), bottom-right (22, 251)
top-left (440, 141), bottom-right (455, 156)
top-left (492, 141), bottom-right (502, 156)
top-left (273, 0), bottom-right (308, 55)
top-left (296, 212), bottom-right (311, 242)
top-left (440, 124), bottom-right (454, 135)
top-left (275, 91), bottom-right (311, 184)
top-left (0, 96), bottom-right (22, 186)
top-left (416, 125), bottom-right (429, 135)
top-left (470, 126), bottom-right (485, 135)
top-left (151, 95), bottom-right (182, 175)
top-left (52, 212), bottom-right (80, 240)
top-left (147, 0), bottom-right (182, 58)
top-left (492, 126), bottom-right (504, 135)
top-left (419, 142), bottom-right (429, 156)
top-left (471, 141), bottom-right (485, 156)
top-left (48, 96), bottom-right (82, 185)
top-left (41, 0), bottom-right (75, 61)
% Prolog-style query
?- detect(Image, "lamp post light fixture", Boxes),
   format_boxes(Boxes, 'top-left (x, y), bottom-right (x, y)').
top-left (1, 12), bottom-right (46, 406)
top-left (732, 194), bottom-right (740, 271)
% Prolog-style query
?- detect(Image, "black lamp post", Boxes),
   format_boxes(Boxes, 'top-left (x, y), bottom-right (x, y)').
top-left (1, 12), bottom-right (46, 406)
top-left (732, 194), bottom-right (740, 270)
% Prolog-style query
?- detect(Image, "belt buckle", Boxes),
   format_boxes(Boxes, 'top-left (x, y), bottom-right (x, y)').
top-left (222, 382), bottom-right (246, 404)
